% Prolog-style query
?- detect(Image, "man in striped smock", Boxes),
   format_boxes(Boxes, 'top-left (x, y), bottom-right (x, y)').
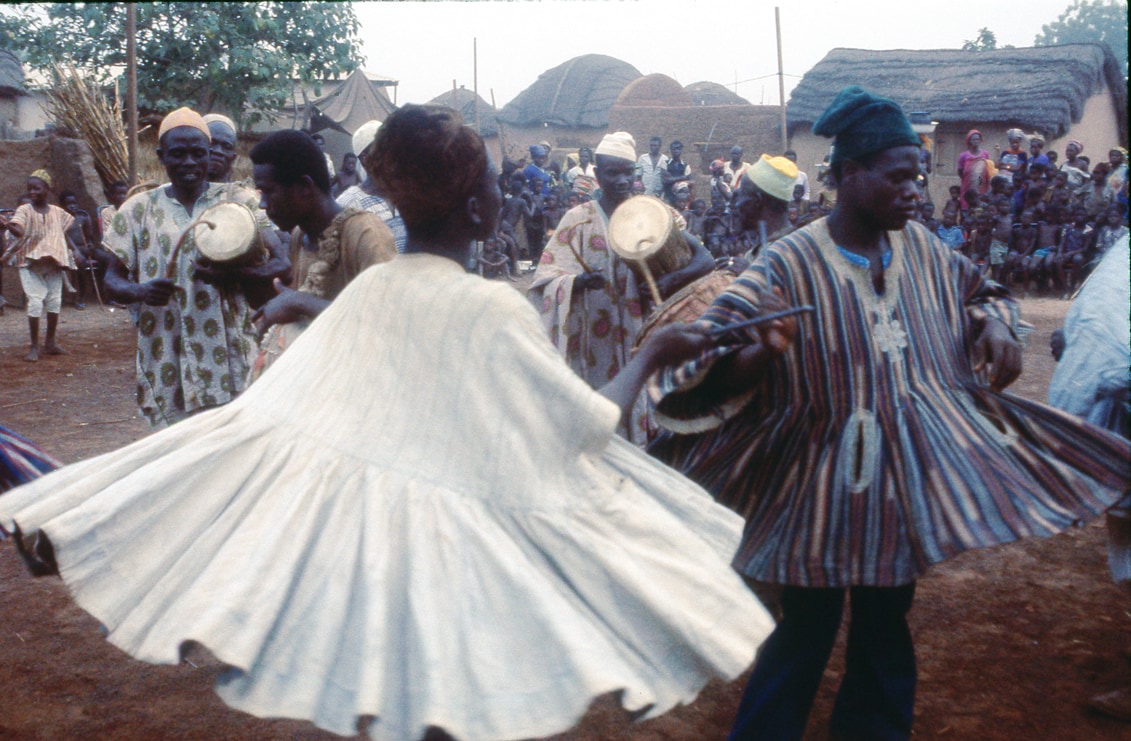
top-left (648, 86), bottom-right (1130, 741)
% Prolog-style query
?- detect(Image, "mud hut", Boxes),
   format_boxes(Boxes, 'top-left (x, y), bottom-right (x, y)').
top-left (425, 86), bottom-right (502, 163)
top-left (685, 81), bottom-right (751, 107)
top-left (496, 54), bottom-right (641, 164)
top-left (786, 44), bottom-right (1128, 203)
top-left (0, 49), bottom-right (47, 137)
top-left (608, 73), bottom-right (783, 198)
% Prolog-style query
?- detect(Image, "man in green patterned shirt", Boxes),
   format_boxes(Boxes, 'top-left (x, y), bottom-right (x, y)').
top-left (103, 107), bottom-right (289, 428)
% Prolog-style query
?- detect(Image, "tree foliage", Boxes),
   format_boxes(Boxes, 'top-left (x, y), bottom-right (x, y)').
top-left (962, 28), bottom-right (999, 51)
top-left (0, 2), bottom-right (365, 127)
top-left (1035, 0), bottom-right (1128, 75)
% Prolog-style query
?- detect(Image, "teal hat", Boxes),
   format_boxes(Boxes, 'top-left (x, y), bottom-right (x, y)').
top-left (812, 86), bottom-right (919, 166)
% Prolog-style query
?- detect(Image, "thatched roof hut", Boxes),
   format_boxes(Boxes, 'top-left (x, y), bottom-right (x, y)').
top-left (685, 81), bottom-right (750, 107)
top-left (497, 54), bottom-right (641, 128)
top-left (427, 86), bottom-right (498, 137)
top-left (0, 50), bottom-right (27, 98)
top-left (786, 44), bottom-right (1127, 142)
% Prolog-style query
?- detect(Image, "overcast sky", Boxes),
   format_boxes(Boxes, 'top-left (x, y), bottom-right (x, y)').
top-left (353, 0), bottom-right (1080, 108)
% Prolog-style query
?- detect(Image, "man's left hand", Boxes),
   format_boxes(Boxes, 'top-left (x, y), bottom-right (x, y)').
top-left (972, 317), bottom-right (1022, 391)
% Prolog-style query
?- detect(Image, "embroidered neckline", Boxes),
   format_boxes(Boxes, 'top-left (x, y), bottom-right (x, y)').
top-left (836, 244), bottom-right (892, 270)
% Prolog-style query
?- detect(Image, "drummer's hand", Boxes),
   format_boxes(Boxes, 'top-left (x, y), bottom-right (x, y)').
top-left (576, 271), bottom-right (606, 290)
top-left (191, 258), bottom-right (234, 287)
top-left (139, 278), bottom-right (176, 306)
top-left (637, 321), bottom-right (714, 369)
top-left (252, 279), bottom-right (305, 334)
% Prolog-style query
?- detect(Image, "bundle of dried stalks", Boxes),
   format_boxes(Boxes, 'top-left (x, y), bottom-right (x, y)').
top-left (44, 64), bottom-right (130, 192)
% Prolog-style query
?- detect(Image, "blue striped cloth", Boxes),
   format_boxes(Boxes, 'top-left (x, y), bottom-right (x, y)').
top-left (649, 218), bottom-right (1130, 588)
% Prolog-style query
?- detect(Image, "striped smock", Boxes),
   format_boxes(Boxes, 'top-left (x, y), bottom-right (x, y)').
top-left (4, 204), bottom-right (75, 269)
top-left (649, 217), bottom-right (1129, 588)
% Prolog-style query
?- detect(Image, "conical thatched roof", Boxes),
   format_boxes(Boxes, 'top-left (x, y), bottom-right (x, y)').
top-left (0, 50), bottom-right (27, 97)
top-left (497, 54), bottom-right (641, 128)
top-left (427, 86), bottom-right (498, 137)
top-left (787, 44), bottom-right (1127, 141)
top-left (685, 81), bottom-right (750, 106)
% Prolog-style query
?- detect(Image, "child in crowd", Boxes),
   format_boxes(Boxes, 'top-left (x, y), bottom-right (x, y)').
top-left (790, 183), bottom-right (809, 219)
top-left (962, 188), bottom-right (982, 221)
top-left (671, 181), bottom-right (692, 214)
top-left (1083, 163), bottom-right (1112, 219)
top-left (58, 190), bottom-right (95, 309)
top-left (988, 200), bottom-right (1013, 282)
top-left (478, 235), bottom-right (515, 281)
top-left (1050, 207), bottom-right (1093, 295)
top-left (0, 170), bottom-right (83, 361)
top-left (500, 173), bottom-right (534, 260)
top-left (936, 210), bottom-right (966, 250)
top-left (541, 185), bottom-right (566, 236)
top-left (942, 185), bottom-right (962, 220)
top-left (1093, 206), bottom-right (1129, 259)
top-left (1047, 171), bottom-right (1073, 211)
top-left (685, 199), bottom-right (708, 238)
top-left (918, 201), bottom-right (939, 232)
top-left (525, 175), bottom-right (547, 264)
top-left (709, 159), bottom-right (732, 204)
top-left (967, 213), bottom-right (994, 271)
top-left (704, 216), bottom-right (732, 258)
top-left (990, 174), bottom-right (1013, 200)
top-left (1005, 208), bottom-right (1038, 283)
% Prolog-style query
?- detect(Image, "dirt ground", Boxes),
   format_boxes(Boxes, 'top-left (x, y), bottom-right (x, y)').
top-left (0, 292), bottom-right (1128, 741)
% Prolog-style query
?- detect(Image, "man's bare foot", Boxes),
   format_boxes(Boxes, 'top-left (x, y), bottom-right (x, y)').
top-left (42, 343), bottom-right (69, 356)
top-left (24, 345), bottom-right (39, 362)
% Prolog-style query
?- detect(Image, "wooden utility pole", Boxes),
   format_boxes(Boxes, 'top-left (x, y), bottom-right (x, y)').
top-left (775, 7), bottom-right (787, 151)
top-left (126, 3), bottom-right (138, 184)
top-left (473, 38), bottom-right (480, 133)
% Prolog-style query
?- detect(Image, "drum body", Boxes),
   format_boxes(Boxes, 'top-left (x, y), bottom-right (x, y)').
top-left (633, 269), bottom-right (739, 352)
top-left (608, 196), bottom-right (692, 279)
top-left (192, 202), bottom-right (264, 266)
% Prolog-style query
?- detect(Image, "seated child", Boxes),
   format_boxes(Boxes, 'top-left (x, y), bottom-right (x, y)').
top-left (1050, 207), bottom-right (1092, 294)
top-left (1006, 208), bottom-right (1039, 288)
top-left (478, 236), bottom-right (515, 280)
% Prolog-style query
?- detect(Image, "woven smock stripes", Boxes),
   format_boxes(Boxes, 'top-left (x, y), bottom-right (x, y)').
top-left (0, 425), bottom-right (58, 500)
top-left (648, 218), bottom-right (1130, 588)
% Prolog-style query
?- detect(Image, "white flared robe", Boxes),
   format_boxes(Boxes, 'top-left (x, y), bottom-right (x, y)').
top-left (0, 254), bottom-right (773, 741)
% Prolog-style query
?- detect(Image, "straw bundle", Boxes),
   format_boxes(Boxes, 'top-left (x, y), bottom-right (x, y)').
top-left (44, 63), bottom-right (130, 192)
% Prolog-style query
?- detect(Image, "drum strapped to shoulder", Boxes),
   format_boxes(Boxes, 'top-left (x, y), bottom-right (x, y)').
top-left (166, 201), bottom-right (266, 280)
top-left (632, 263), bottom-right (742, 353)
top-left (607, 195), bottom-right (693, 305)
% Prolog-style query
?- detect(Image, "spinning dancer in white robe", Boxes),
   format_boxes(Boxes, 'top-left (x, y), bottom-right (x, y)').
top-left (0, 105), bottom-right (775, 741)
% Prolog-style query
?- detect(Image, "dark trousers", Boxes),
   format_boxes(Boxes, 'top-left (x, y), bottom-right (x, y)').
top-left (728, 583), bottom-right (917, 741)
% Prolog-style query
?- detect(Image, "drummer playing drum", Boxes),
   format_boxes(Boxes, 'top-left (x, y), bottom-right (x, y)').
top-left (102, 107), bottom-right (290, 429)
top-left (529, 130), bottom-right (713, 445)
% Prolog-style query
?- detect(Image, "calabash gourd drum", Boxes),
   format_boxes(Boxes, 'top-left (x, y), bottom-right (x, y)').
top-left (607, 196), bottom-right (693, 286)
top-left (192, 202), bottom-right (265, 266)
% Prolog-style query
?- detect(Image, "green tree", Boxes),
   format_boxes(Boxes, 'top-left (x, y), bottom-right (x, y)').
top-left (1035, 0), bottom-right (1128, 76)
top-left (962, 27), bottom-right (999, 51)
top-left (0, 2), bottom-right (365, 127)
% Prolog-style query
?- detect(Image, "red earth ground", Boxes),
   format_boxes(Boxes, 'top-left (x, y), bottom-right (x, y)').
top-left (0, 292), bottom-right (1128, 741)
